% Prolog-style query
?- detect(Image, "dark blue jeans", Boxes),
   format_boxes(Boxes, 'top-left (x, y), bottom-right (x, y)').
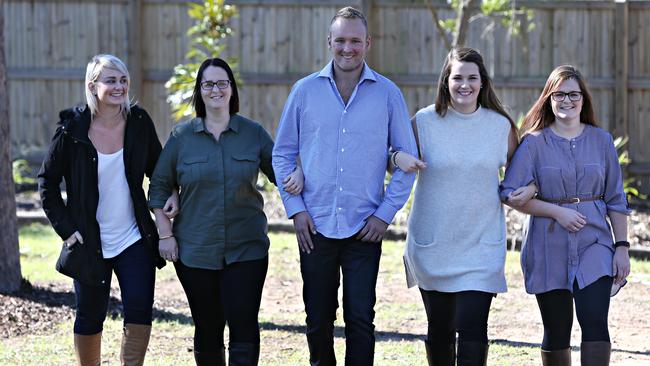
top-left (73, 239), bottom-right (155, 335)
top-left (300, 232), bottom-right (382, 366)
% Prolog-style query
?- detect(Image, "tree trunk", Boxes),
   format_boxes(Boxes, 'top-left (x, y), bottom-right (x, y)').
top-left (0, 0), bottom-right (23, 293)
top-left (453, 0), bottom-right (479, 47)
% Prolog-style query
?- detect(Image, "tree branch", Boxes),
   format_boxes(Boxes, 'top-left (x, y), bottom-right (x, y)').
top-left (425, 0), bottom-right (452, 50)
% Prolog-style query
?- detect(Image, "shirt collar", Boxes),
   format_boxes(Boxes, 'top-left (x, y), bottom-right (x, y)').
top-left (317, 60), bottom-right (377, 84)
top-left (192, 114), bottom-right (240, 134)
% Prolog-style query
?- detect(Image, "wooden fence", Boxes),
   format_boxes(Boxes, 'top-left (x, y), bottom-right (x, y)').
top-left (5, 0), bottom-right (650, 194)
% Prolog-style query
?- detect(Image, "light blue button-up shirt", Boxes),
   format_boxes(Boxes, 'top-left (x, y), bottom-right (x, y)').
top-left (272, 61), bottom-right (417, 239)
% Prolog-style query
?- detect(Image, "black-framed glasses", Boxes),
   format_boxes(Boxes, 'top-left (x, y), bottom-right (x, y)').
top-left (200, 80), bottom-right (231, 91)
top-left (551, 91), bottom-right (582, 102)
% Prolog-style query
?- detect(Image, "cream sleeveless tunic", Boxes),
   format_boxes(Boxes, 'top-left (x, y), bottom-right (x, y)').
top-left (404, 105), bottom-right (510, 293)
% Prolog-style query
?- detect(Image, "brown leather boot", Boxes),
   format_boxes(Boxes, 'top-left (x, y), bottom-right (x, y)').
top-left (120, 323), bottom-right (152, 366)
top-left (74, 332), bottom-right (101, 366)
top-left (541, 348), bottom-right (571, 366)
top-left (580, 341), bottom-right (611, 366)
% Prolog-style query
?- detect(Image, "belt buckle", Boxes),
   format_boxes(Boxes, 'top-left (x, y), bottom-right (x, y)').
top-left (570, 197), bottom-right (581, 204)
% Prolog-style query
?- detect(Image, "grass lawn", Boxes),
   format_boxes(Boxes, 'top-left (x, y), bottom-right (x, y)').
top-left (2, 223), bottom-right (649, 365)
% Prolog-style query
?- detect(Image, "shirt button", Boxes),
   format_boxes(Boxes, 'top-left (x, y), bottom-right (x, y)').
top-left (342, 129), bottom-right (346, 133)
top-left (338, 207), bottom-right (342, 211)
top-left (341, 148), bottom-right (345, 152)
top-left (572, 145), bottom-right (576, 148)
top-left (339, 187), bottom-right (343, 191)
top-left (340, 168), bottom-right (343, 172)
top-left (343, 110), bottom-right (347, 114)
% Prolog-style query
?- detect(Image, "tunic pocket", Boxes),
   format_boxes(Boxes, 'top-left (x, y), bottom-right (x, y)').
top-left (580, 163), bottom-right (605, 196)
top-left (538, 166), bottom-right (565, 199)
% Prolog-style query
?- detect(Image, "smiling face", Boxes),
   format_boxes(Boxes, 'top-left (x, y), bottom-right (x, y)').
top-left (92, 68), bottom-right (128, 109)
top-left (328, 17), bottom-right (370, 74)
top-left (550, 78), bottom-right (583, 124)
top-left (200, 66), bottom-right (232, 113)
top-left (447, 60), bottom-right (481, 114)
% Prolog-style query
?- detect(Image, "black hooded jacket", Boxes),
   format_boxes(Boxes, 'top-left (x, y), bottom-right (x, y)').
top-left (38, 104), bottom-right (166, 286)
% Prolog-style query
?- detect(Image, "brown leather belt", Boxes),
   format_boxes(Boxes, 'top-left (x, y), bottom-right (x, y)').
top-left (538, 195), bottom-right (603, 204)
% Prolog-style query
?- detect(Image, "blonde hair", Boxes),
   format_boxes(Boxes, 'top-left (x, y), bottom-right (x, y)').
top-left (85, 54), bottom-right (131, 119)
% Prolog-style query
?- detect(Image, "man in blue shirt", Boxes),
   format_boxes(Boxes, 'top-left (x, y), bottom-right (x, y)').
top-left (272, 7), bottom-right (417, 365)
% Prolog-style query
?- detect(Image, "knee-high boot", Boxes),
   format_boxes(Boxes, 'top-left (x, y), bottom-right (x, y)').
top-left (456, 341), bottom-right (488, 366)
top-left (541, 348), bottom-right (571, 366)
top-left (228, 342), bottom-right (260, 366)
top-left (424, 340), bottom-right (455, 366)
top-left (119, 324), bottom-right (151, 366)
top-left (580, 341), bottom-right (611, 366)
top-left (74, 332), bottom-right (102, 366)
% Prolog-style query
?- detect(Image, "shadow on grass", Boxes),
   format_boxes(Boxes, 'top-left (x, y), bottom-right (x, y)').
top-left (260, 321), bottom-right (426, 342)
top-left (6, 281), bottom-right (194, 325)
top-left (491, 339), bottom-right (650, 356)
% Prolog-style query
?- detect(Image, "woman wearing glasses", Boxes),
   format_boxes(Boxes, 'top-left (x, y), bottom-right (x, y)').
top-left (148, 58), bottom-right (302, 365)
top-left (500, 65), bottom-right (630, 366)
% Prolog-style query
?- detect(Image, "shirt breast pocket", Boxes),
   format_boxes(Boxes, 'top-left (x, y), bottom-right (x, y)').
top-left (580, 163), bottom-right (605, 195)
top-left (231, 154), bottom-right (260, 182)
top-left (182, 155), bottom-right (210, 183)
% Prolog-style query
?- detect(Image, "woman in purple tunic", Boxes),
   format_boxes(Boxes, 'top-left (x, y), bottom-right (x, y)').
top-left (500, 65), bottom-right (630, 366)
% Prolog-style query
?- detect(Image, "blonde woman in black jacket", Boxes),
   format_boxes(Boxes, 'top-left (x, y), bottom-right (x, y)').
top-left (38, 54), bottom-right (177, 366)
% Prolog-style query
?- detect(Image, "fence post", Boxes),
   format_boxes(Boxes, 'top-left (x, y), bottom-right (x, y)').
top-left (614, 0), bottom-right (628, 138)
top-left (127, 0), bottom-right (143, 100)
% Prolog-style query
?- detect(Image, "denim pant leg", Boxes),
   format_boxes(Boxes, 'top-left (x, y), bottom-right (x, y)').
top-left (340, 238), bottom-right (381, 366)
top-left (73, 266), bottom-right (112, 335)
top-left (300, 233), bottom-right (341, 366)
top-left (113, 239), bottom-right (155, 326)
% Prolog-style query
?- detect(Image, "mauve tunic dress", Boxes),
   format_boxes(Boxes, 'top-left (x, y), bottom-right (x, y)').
top-left (499, 125), bottom-right (630, 294)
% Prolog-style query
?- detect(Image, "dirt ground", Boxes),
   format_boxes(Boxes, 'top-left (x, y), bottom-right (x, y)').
top-left (6, 191), bottom-right (650, 364)
top-left (3, 257), bottom-right (649, 364)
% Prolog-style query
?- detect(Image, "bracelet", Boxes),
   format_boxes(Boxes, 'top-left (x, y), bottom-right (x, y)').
top-left (159, 234), bottom-right (174, 240)
top-left (391, 151), bottom-right (400, 167)
top-left (614, 240), bottom-right (630, 249)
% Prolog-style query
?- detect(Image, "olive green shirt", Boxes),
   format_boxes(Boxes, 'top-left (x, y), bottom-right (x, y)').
top-left (149, 115), bottom-right (275, 269)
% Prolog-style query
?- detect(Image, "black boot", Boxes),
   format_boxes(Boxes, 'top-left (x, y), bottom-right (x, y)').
top-left (228, 342), bottom-right (260, 366)
top-left (541, 348), bottom-right (571, 366)
top-left (457, 341), bottom-right (488, 366)
top-left (580, 342), bottom-right (611, 366)
top-left (424, 340), bottom-right (455, 366)
top-left (194, 347), bottom-right (225, 366)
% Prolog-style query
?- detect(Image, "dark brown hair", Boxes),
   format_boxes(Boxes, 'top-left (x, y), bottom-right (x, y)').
top-left (191, 58), bottom-right (239, 117)
top-left (521, 65), bottom-right (597, 134)
top-left (434, 47), bottom-right (517, 139)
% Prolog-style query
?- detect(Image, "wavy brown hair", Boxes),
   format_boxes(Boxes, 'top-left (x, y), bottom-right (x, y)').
top-left (434, 47), bottom-right (517, 140)
top-left (521, 65), bottom-right (597, 135)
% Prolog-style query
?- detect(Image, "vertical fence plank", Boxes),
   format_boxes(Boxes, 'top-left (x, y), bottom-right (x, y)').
top-left (614, 0), bottom-right (628, 138)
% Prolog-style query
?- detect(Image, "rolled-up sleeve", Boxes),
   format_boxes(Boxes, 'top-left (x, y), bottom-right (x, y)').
top-left (272, 83), bottom-right (306, 218)
top-left (603, 134), bottom-right (630, 215)
top-left (374, 86), bottom-right (417, 224)
top-left (500, 137), bottom-right (535, 201)
top-left (148, 132), bottom-right (179, 209)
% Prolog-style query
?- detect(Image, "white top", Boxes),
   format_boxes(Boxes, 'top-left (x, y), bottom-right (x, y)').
top-left (404, 105), bottom-right (511, 293)
top-left (96, 149), bottom-right (141, 258)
